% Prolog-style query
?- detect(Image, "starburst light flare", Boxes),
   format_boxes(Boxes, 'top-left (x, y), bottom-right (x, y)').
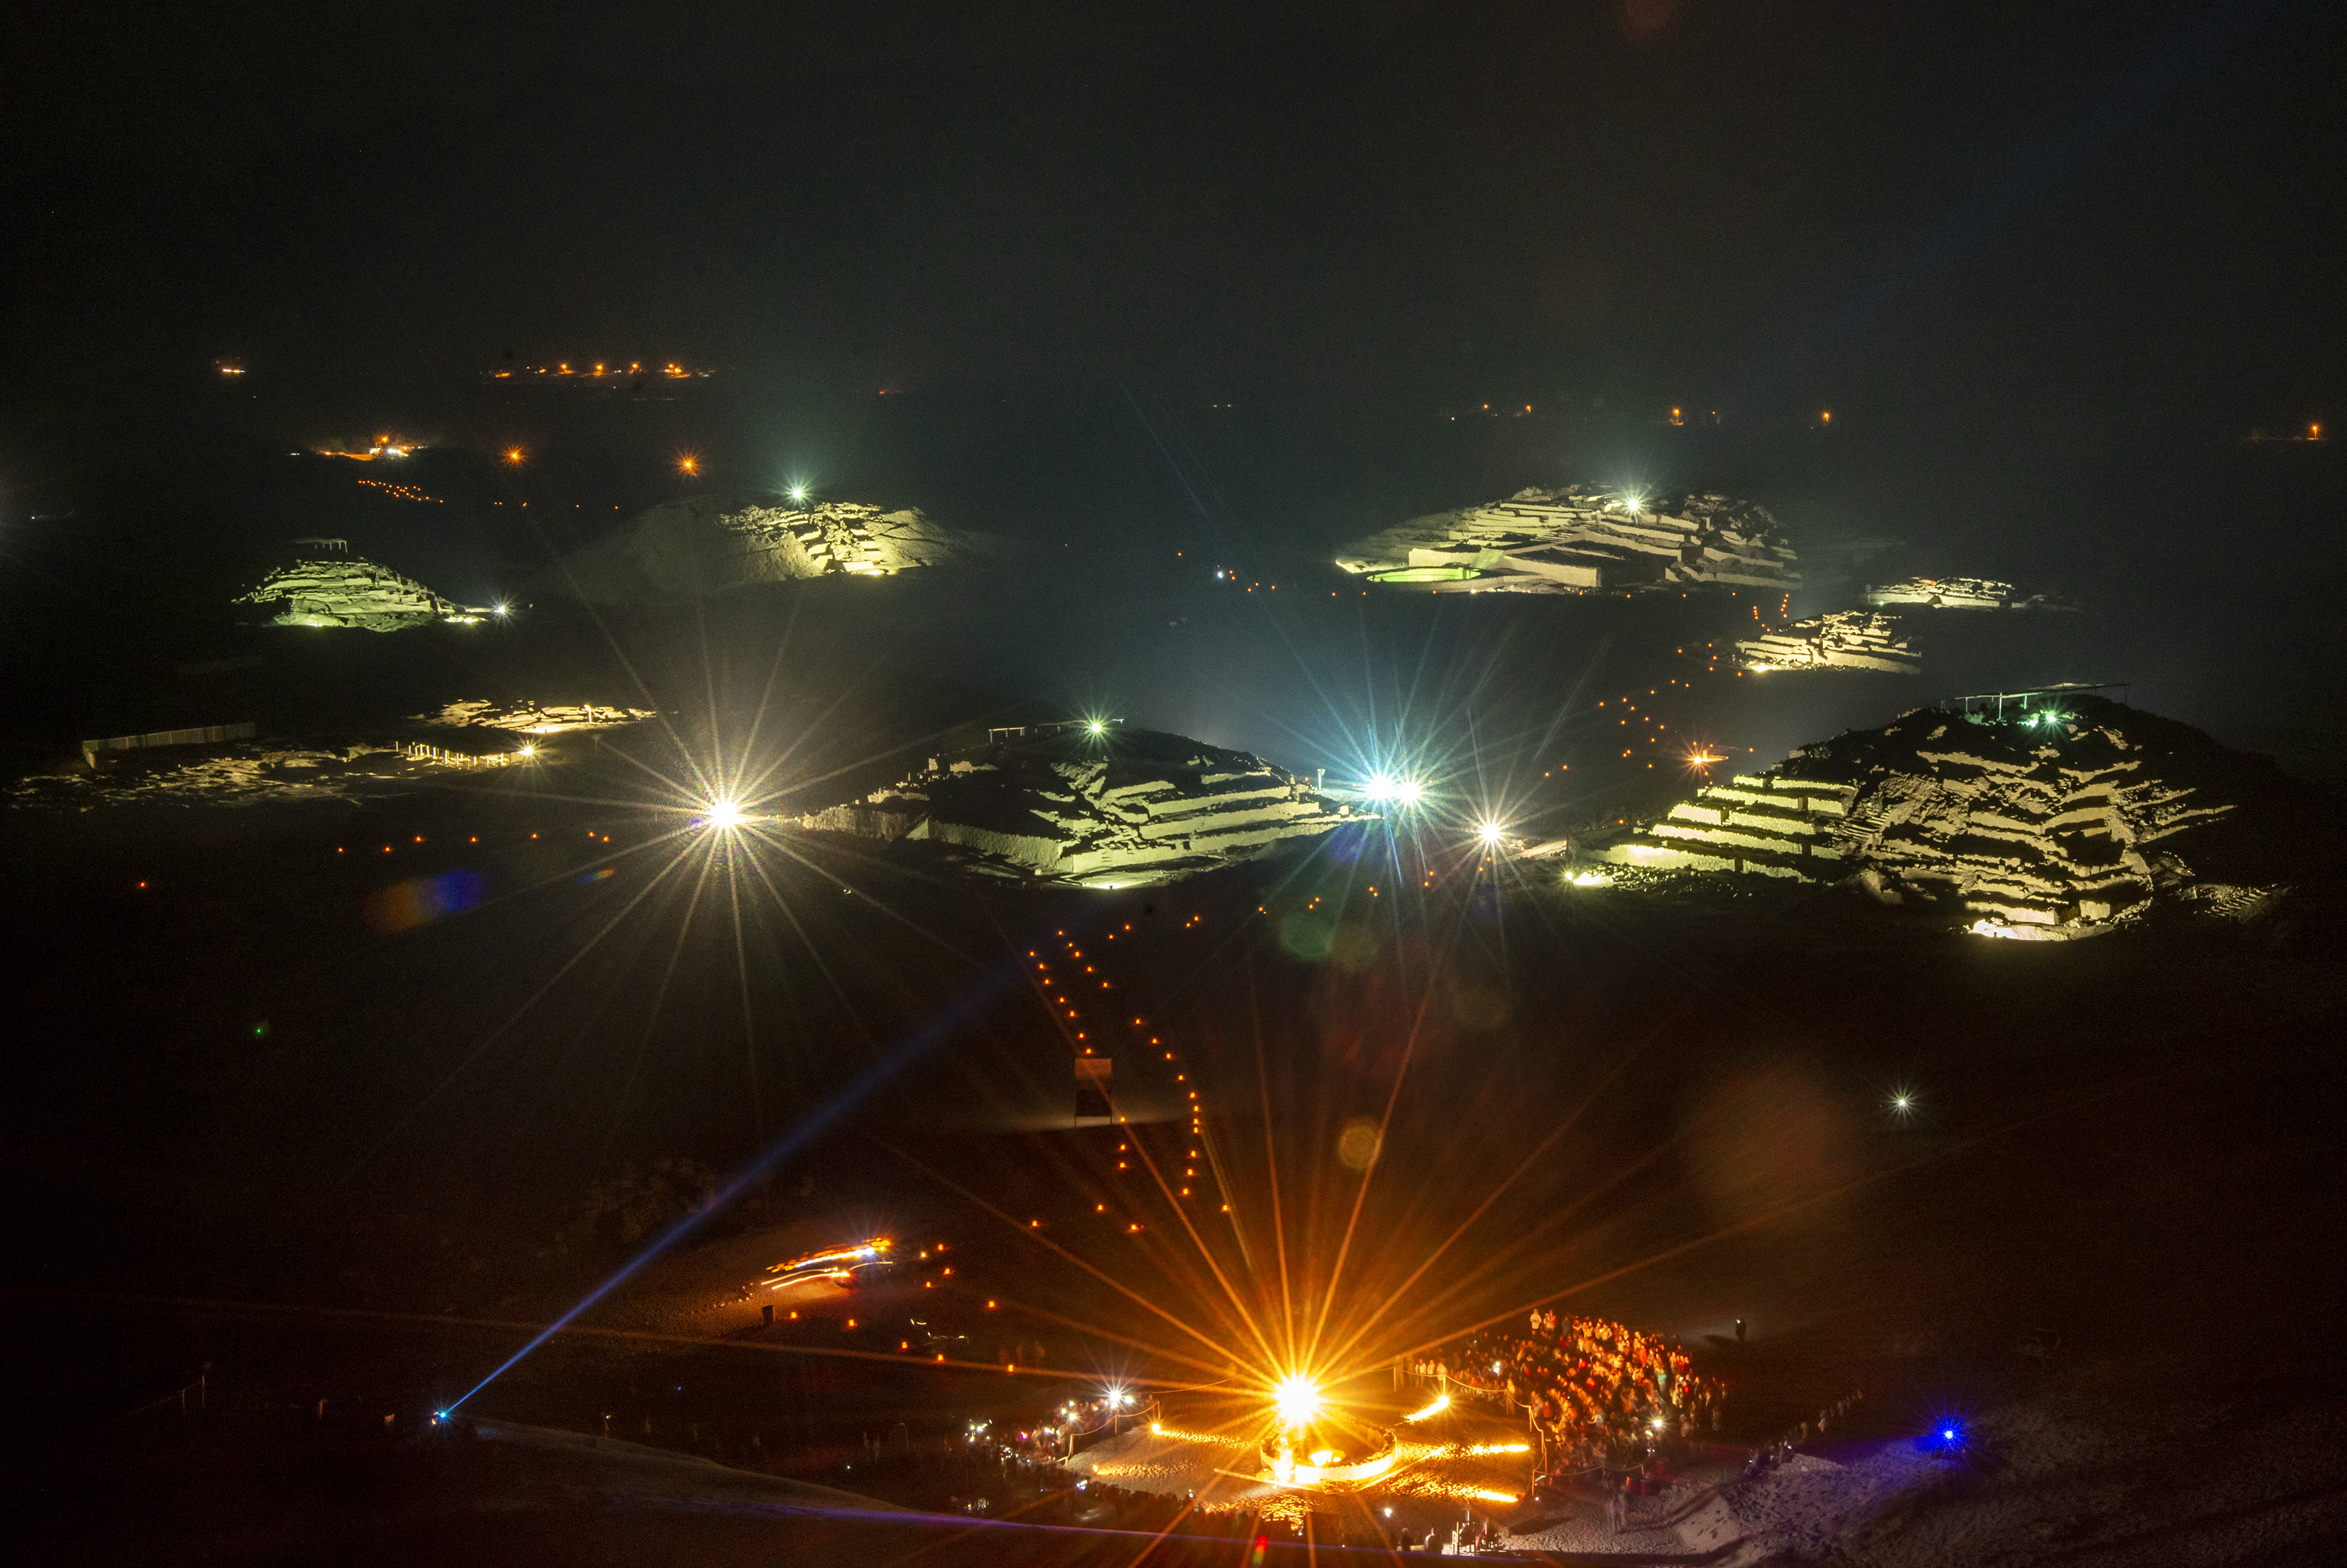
top-left (1273, 1373), bottom-right (1323, 1428)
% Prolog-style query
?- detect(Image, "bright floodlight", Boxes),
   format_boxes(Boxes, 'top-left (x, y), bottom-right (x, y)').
top-left (1479, 821), bottom-right (1504, 847)
top-left (790, 485), bottom-right (809, 503)
top-left (1272, 1375), bottom-right (1322, 1428)
top-left (1087, 719), bottom-right (1106, 735)
top-left (493, 602), bottom-right (509, 617)
top-left (1392, 779), bottom-right (1422, 805)
top-left (705, 801), bottom-right (745, 829)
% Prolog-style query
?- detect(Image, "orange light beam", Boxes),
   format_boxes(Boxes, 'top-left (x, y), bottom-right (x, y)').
top-left (1318, 996), bottom-right (1698, 1374)
top-left (1097, 1058), bottom-right (1285, 1379)
top-left (861, 1133), bottom-right (1252, 1381)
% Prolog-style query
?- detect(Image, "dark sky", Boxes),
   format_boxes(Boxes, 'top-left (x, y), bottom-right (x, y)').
top-left (8, 1), bottom-right (2340, 425)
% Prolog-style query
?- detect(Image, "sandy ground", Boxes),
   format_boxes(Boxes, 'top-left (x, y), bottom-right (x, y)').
top-left (464, 1416), bottom-right (900, 1510)
top-left (1833, 1365), bottom-right (2347, 1567)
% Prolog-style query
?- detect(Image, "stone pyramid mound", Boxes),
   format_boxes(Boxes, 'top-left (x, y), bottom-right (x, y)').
top-left (235, 554), bottom-right (470, 631)
top-left (527, 494), bottom-right (1003, 603)
top-left (1335, 486), bottom-right (1798, 596)
top-left (1590, 696), bottom-right (2322, 938)
top-left (790, 723), bottom-right (1363, 888)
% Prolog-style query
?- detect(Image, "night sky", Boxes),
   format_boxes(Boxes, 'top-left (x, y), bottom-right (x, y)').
top-left (9, 2), bottom-right (2340, 424)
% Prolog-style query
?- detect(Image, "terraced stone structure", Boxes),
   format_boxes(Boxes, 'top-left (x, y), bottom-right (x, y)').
top-left (1736, 610), bottom-right (1920, 674)
top-left (1592, 698), bottom-right (2250, 937)
top-left (791, 725), bottom-right (1362, 887)
top-left (531, 494), bottom-right (998, 603)
top-left (1862, 576), bottom-right (2073, 611)
top-left (236, 555), bottom-right (473, 630)
top-left (1335, 486), bottom-right (1799, 596)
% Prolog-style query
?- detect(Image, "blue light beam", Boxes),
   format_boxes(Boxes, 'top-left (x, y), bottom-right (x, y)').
top-left (444, 961), bottom-right (1016, 1413)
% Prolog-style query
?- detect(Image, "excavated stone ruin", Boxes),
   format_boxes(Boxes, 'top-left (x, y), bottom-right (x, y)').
top-left (415, 699), bottom-right (658, 734)
top-left (1863, 576), bottom-right (2075, 611)
top-left (1736, 611), bottom-right (1920, 675)
top-left (529, 495), bottom-right (1000, 603)
top-left (1334, 486), bottom-right (1799, 596)
top-left (790, 724), bottom-right (1363, 887)
top-left (1591, 697), bottom-right (2285, 939)
top-left (235, 555), bottom-right (473, 631)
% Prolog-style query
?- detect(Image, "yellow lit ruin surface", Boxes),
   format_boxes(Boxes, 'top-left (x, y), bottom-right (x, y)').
top-left (1591, 698), bottom-right (2258, 937)
top-left (531, 495), bottom-right (1002, 602)
top-left (415, 699), bottom-right (658, 735)
top-left (790, 724), bottom-right (1363, 887)
top-left (1736, 610), bottom-right (1920, 674)
top-left (1861, 576), bottom-right (2075, 611)
top-left (1335, 486), bottom-right (1798, 595)
top-left (235, 554), bottom-right (478, 631)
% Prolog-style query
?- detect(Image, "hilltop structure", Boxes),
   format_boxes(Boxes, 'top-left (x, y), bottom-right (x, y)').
top-left (1334, 486), bottom-right (1799, 596)
top-left (1588, 696), bottom-right (2275, 938)
top-left (790, 725), bottom-right (1363, 887)
top-left (1736, 611), bottom-right (1920, 675)
top-left (235, 554), bottom-right (478, 631)
top-left (1863, 576), bottom-right (2073, 611)
top-left (531, 495), bottom-right (1000, 603)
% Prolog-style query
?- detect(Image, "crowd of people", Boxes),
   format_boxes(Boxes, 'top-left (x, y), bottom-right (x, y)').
top-left (1409, 1309), bottom-right (1723, 1473)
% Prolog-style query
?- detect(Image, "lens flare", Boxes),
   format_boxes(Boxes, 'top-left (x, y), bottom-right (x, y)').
top-left (1271, 1374), bottom-right (1322, 1428)
top-left (705, 801), bottom-right (744, 830)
